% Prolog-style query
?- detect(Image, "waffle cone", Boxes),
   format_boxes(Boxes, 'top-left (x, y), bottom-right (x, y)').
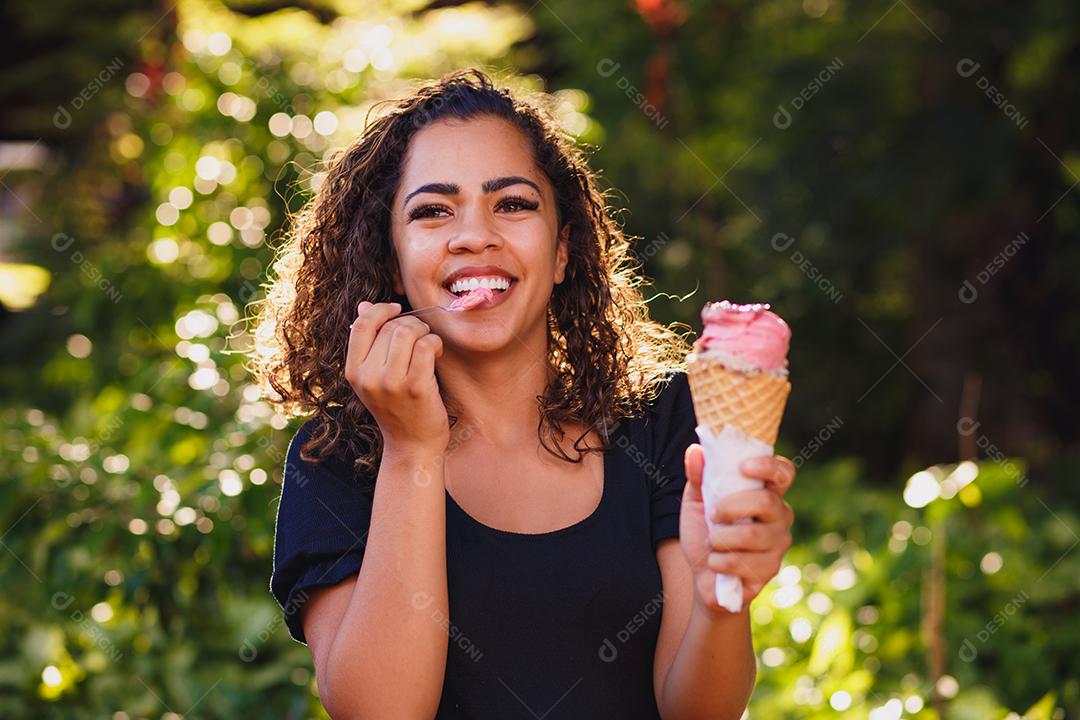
top-left (687, 354), bottom-right (791, 446)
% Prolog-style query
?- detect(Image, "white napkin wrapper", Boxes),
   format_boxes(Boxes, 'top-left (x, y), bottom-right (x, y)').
top-left (694, 423), bottom-right (773, 613)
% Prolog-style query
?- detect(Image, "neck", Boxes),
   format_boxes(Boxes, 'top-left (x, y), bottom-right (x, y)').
top-left (436, 341), bottom-right (553, 450)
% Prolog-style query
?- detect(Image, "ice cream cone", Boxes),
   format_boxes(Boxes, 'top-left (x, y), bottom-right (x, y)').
top-left (686, 300), bottom-right (792, 613)
top-left (687, 353), bottom-right (791, 447)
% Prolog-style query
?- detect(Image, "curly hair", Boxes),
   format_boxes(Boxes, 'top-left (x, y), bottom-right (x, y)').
top-left (249, 67), bottom-right (692, 482)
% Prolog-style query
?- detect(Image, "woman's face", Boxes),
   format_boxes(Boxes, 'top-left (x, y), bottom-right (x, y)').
top-left (389, 115), bottom-right (569, 355)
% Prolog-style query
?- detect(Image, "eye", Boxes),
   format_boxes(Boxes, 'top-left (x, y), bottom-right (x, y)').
top-left (497, 195), bottom-right (539, 213)
top-left (407, 204), bottom-right (451, 221)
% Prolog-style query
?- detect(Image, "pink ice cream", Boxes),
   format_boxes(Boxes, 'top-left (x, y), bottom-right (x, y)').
top-left (446, 287), bottom-right (495, 312)
top-left (694, 300), bottom-right (791, 373)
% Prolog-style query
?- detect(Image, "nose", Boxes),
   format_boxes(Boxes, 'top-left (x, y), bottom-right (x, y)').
top-left (446, 205), bottom-right (504, 254)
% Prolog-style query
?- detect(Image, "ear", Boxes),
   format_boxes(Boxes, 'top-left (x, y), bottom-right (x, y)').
top-left (553, 224), bottom-right (570, 284)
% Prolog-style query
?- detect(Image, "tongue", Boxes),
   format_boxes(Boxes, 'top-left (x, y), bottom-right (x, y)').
top-left (447, 287), bottom-right (495, 312)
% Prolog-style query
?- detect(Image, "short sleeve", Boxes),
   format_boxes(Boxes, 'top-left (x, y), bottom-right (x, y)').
top-left (270, 419), bottom-right (373, 644)
top-left (648, 371), bottom-right (698, 549)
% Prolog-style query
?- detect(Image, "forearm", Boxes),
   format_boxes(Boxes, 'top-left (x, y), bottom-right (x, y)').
top-left (658, 601), bottom-right (757, 720)
top-left (323, 443), bottom-right (450, 719)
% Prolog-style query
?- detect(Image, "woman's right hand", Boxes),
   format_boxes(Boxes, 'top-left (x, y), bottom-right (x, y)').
top-left (346, 301), bottom-right (449, 452)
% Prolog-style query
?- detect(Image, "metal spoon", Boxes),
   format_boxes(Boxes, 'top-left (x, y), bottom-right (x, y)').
top-left (396, 303), bottom-right (457, 319)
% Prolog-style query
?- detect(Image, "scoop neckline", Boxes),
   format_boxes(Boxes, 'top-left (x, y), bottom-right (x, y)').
top-left (445, 446), bottom-right (611, 539)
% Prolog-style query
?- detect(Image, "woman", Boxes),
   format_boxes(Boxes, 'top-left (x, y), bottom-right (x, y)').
top-left (254, 68), bottom-right (796, 719)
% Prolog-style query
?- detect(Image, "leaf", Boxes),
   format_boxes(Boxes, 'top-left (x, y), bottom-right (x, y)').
top-left (807, 609), bottom-right (852, 676)
top-left (1023, 691), bottom-right (1057, 720)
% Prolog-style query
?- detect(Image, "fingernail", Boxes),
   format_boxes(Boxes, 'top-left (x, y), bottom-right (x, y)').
top-left (357, 300), bottom-right (371, 313)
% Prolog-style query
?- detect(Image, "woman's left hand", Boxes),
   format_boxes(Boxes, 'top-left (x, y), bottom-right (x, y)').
top-left (678, 445), bottom-right (796, 614)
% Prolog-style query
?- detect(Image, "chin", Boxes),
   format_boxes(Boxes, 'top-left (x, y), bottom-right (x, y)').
top-left (439, 319), bottom-right (522, 355)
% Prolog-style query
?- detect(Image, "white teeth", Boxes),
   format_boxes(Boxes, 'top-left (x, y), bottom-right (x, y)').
top-left (447, 275), bottom-right (512, 294)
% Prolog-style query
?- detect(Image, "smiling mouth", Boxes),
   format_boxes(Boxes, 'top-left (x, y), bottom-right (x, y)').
top-left (440, 277), bottom-right (517, 313)
top-left (443, 278), bottom-right (515, 297)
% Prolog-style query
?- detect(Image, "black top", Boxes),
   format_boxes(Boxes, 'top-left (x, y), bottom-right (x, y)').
top-left (270, 371), bottom-right (698, 719)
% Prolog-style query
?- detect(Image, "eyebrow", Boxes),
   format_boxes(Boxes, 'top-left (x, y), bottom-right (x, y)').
top-left (403, 175), bottom-right (542, 205)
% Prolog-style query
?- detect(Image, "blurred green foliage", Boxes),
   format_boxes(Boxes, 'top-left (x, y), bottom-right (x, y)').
top-left (531, 0), bottom-right (1080, 475)
top-left (749, 456), bottom-right (1080, 718)
top-left (1, 0), bottom-right (1077, 717)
